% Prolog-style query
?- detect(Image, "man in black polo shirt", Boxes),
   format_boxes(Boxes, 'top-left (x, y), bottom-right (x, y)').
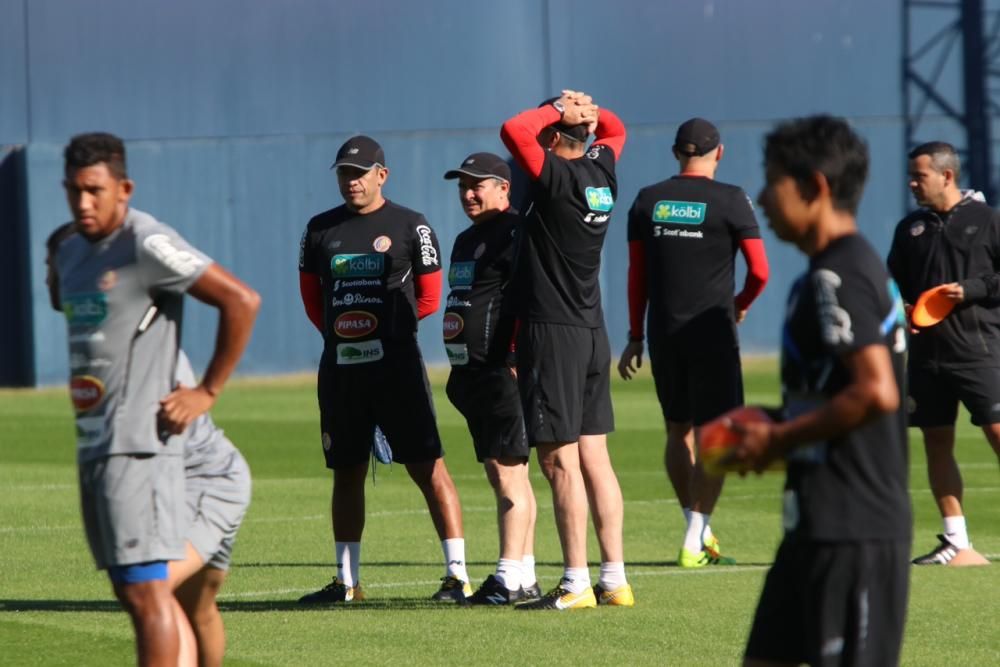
top-left (298, 135), bottom-right (471, 604)
top-left (441, 152), bottom-right (542, 605)
top-left (887, 141), bottom-right (998, 566)
top-left (501, 90), bottom-right (633, 610)
top-left (734, 115), bottom-right (911, 666)
top-left (618, 118), bottom-right (769, 568)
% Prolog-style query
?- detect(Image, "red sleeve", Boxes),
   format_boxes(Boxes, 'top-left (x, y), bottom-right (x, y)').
top-left (628, 240), bottom-right (648, 339)
top-left (500, 105), bottom-right (562, 180)
top-left (734, 238), bottom-right (769, 311)
top-left (414, 270), bottom-right (442, 320)
top-left (593, 109), bottom-right (626, 162)
top-left (299, 272), bottom-right (324, 333)
top-left (509, 318), bottom-right (521, 354)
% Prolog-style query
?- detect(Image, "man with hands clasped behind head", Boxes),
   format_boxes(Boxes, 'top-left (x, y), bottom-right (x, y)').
top-left (500, 89), bottom-right (633, 610)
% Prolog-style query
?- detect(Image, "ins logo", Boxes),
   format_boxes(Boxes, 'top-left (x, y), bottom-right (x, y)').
top-left (70, 375), bottom-right (105, 412)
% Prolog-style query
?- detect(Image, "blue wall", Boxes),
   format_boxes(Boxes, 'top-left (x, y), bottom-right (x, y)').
top-left (1, 0), bottom-right (961, 385)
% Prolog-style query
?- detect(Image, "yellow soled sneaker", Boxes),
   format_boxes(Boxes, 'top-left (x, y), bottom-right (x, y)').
top-left (593, 583), bottom-right (635, 607)
top-left (297, 577), bottom-right (365, 604)
top-left (431, 575), bottom-right (472, 603)
top-left (678, 546), bottom-right (736, 568)
top-left (514, 581), bottom-right (597, 610)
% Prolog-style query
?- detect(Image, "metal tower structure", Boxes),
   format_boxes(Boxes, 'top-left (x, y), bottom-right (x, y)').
top-left (903, 0), bottom-right (1000, 204)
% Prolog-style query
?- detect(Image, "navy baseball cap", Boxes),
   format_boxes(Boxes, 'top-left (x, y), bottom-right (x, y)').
top-left (673, 118), bottom-right (720, 156)
top-left (539, 97), bottom-right (590, 142)
top-left (331, 135), bottom-right (385, 170)
top-left (443, 152), bottom-right (511, 182)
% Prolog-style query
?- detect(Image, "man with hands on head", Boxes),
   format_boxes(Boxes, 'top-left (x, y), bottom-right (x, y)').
top-left (501, 89), bottom-right (633, 610)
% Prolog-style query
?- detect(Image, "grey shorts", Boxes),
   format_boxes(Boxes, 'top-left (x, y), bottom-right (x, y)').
top-left (185, 442), bottom-right (252, 570)
top-left (79, 453), bottom-right (187, 570)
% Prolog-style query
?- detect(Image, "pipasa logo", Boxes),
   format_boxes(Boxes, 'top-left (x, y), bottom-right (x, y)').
top-left (334, 310), bottom-right (378, 339)
top-left (331, 253), bottom-right (384, 277)
top-left (652, 200), bottom-right (707, 224)
top-left (585, 187), bottom-right (614, 212)
top-left (449, 261), bottom-right (475, 288)
top-left (442, 312), bottom-right (464, 340)
top-left (63, 293), bottom-right (108, 326)
top-left (70, 375), bottom-right (105, 412)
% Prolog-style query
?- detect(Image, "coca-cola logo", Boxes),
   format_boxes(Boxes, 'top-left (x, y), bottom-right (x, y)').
top-left (70, 375), bottom-right (105, 412)
top-left (334, 311), bottom-right (378, 339)
top-left (442, 313), bottom-right (464, 340)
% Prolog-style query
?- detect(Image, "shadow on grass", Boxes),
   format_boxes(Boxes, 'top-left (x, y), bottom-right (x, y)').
top-left (0, 598), bottom-right (493, 613)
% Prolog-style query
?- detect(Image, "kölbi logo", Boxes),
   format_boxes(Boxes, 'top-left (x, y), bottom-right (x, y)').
top-left (331, 253), bottom-right (384, 277)
top-left (449, 262), bottom-right (475, 287)
top-left (63, 293), bottom-right (108, 326)
top-left (652, 200), bottom-right (707, 224)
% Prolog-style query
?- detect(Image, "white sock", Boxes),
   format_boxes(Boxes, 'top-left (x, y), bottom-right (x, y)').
top-left (598, 562), bottom-right (627, 590)
top-left (561, 567), bottom-right (591, 594)
top-left (521, 554), bottom-right (537, 587)
top-left (943, 516), bottom-right (970, 549)
top-left (683, 511), bottom-right (709, 553)
top-left (495, 558), bottom-right (522, 592)
top-left (682, 506), bottom-right (692, 523)
top-left (335, 541), bottom-right (360, 587)
top-left (442, 538), bottom-right (469, 582)
top-left (703, 522), bottom-right (716, 543)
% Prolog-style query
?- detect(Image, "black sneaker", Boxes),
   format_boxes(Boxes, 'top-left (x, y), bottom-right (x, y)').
top-left (514, 581), bottom-right (596, 610)
top-left (912, 534), bottom-right (961, 565)
top-left (516, 581), bottom-right (542, 602)
top-left (431, 575), bottom-right (471, 602)
top-left (298, 577), bottom-right (364, 604)
top-left (467, 574), bottom-right (514, 606)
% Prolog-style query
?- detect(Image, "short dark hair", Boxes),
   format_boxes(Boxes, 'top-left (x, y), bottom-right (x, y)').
top-left (764, 115), bottom-right (869, 215)
top-left (908, 141), bottom-right (961, 181)
top-left (64, 132), bottom-right (128, 179)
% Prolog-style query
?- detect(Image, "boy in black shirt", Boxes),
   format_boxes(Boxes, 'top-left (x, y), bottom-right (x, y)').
top-left (734, 116), bottom-right (911, 666)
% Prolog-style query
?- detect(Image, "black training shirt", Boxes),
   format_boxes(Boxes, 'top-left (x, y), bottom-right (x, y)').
top-left (781, 234), bottom-right (911, 542)
top-left (443, 209), bottom-right (519, 367)
top-left (513, 144), bottom-right (617, 327)
top-left (299, 200), bottom-right (441, 366)
top-left (627, 175), bottom-right (760, 338)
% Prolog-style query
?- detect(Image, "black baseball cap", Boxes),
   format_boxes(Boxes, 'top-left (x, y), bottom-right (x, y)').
top-left (539, 97), bottom-right (590, 142)
top-left (673, 118), bottom-right (720, 156)
top-left (443, 152), bottom-right (511, 182)
top-left (331, 135), bottom-right (385, 170)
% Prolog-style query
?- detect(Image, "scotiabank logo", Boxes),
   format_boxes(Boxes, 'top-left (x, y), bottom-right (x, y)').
top-left (70, 375), bottom-right (105, 412)
top-left (442, 312), bottom-right (464, 340)
top-left (334, 310), bottom-right (378, 339)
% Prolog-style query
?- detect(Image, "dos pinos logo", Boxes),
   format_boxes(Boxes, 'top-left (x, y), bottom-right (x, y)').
top-left (331, 253), bottom-right (384, 277)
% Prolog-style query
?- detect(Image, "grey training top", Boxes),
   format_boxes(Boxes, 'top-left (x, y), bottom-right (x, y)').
top-left (56, 208), bottom-right (211, 463)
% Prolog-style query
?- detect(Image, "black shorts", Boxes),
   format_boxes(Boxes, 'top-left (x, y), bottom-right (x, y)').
top-left (317, 340), bottom-right (442, 469)
top-left (446, 366), bottom-right (529, 463)
top-left (516, 322), bottom-right (614, 444)
top-left (908, 364), bottom-right (1000, 427)
top-left (745, 538), bottom-right (910, 667)
top-left (648, 332), bottom-right (743, 426)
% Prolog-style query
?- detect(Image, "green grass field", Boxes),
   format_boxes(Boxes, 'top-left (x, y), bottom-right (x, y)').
top-left (1, 358), bottom-right (997, 666)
